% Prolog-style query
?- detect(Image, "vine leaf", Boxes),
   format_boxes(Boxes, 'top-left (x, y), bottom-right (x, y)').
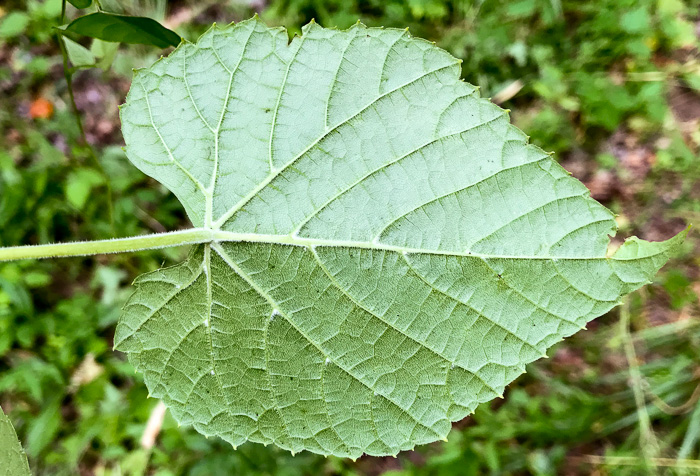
top-left (114, 17), bottom-right (685, 458)
top-left (65, 12), bottom-right (181, 48)
top-left (67, 0), bottom-right (92, 9)
top-left (1, 406), bottom-right (31, 476)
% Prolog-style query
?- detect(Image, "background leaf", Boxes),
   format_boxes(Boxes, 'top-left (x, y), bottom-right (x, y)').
top-left (90, 39), bottom-right (119, 70)
top-left (62, 36), bottom-right (96, 68)
top-left (65, 12), bottom-right (180, 48)
top-left (0, 11), bottom-right (30, 39)
top-left (115, 18), bottom-right (684, 458)
top-left (64, 169), bottom-right (105, 210)
top-left (0, 405), bottom-right (31, 476)
top-left (67, 0), bottom-right (93, 9)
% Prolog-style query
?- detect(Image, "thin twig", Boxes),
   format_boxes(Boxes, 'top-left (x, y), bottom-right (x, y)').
top-left (57, 0), bottom-right (116, 232)
top-left (620, 297), bottom-right (660, 464)
top-left (645, 380), bottom-right (700, 416)
top-left (575, 455), bottom-right (700, 469)
top-left (141, 401), bottom-right (167, 450)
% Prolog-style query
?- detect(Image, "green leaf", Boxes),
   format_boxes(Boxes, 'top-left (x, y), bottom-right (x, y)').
top-left (0, 406), bottom-right (31, 476)
top-left (65, 169), bottom-right (104, 210)
top-left (0, 11), bottom-right (30, 39)
top-left (67, 0), bottom-right (93, 8)
top-left (62, 36), bottom-right (96, 68)
top-left (115, 17), bottom-right (685, 458)
top-left (25, 398), bottom-right (61, 457)
top-left (65, 12), bottom-right (181, 48)
top-left (620, 8), bottom-right (651, 34)
top-left (90, 39), bottom-right (120, 70)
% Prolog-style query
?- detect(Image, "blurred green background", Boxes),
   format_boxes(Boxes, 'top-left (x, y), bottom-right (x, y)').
top-left (0, 0), bottom-right (699, 474)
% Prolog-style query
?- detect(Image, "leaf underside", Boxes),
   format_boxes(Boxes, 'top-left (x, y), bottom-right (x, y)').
top-left (0, 406), bottom-right (31, 476)
top-left (115, 17), bottom-right (684, 458)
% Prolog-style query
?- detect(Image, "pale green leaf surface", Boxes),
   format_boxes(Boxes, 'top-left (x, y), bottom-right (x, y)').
top-left (115, 17), bottom-right (684, 457)
top-left (63, 36), bottom-right (96, 68)
top-left (0, 406), bottom-right (31, 476)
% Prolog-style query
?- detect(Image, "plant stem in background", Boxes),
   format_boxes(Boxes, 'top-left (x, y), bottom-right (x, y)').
top-left (58, 0), bottom-right (115, 231)
top-left (620, 297), bottom-right (660, 468)
top-left (577, 455), bottom-right (700, 470)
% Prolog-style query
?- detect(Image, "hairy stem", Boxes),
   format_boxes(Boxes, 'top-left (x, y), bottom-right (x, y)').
top-left (0, 228), bottom-right (678, 263)
top-left (0, 229), bottom-right (215, 262)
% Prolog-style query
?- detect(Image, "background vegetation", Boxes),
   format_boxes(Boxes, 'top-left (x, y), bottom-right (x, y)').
top-left (0, 0), bottom-right (699, 474)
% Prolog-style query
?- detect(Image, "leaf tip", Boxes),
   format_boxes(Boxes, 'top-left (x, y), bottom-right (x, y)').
top-left (441, 436), bottom-right (448, 442)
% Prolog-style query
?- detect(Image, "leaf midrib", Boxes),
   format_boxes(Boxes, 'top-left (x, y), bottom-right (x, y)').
top-left (206, 229), bottom-right (612, 260)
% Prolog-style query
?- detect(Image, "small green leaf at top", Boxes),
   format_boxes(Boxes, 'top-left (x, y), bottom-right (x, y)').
top-left (114, 17), bottom-right (685, 458)
top-left (62, 36), bottom-right (96, 68)
top-left (0, 406), bottom-right (31, 476)
top-left (67, 0), bottom-right (93, 9)
top-left (65, 12), bottom-right (180, 48)
top-left (91, 39), bottom-right (120, 70)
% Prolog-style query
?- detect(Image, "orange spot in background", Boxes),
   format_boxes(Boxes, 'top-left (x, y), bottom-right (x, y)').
top-left (29, 97), bottom-right (54, 119)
